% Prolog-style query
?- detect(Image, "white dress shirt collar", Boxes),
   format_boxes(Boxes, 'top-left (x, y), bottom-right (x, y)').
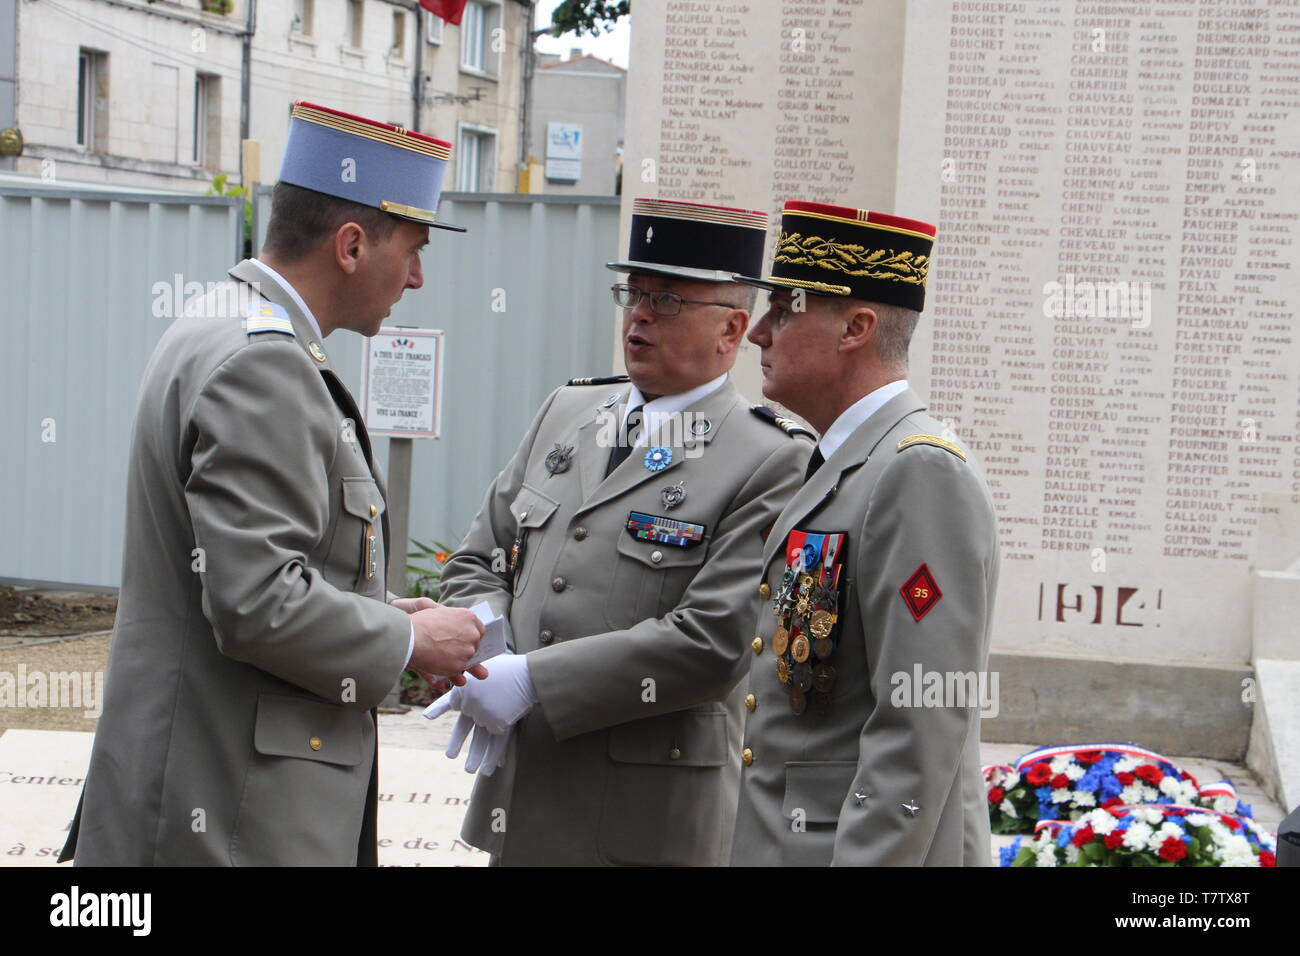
top-left (817, 379), bottom-right (910, 461)
top-left (250, 257), bottom-right (325, 342)
top-left (623, 372), bottom-right (729, 448)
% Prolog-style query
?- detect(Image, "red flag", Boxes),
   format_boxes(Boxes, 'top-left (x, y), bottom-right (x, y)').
top-left (418, 0), bottom-right (468, 25)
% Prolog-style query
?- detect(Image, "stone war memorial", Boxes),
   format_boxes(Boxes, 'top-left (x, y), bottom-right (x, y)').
top-left (620, 0), bottom-right (1299, 811)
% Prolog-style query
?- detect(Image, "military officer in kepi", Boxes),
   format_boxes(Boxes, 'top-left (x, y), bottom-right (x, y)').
top-left (60, 101), bottom-right (486, 866)
top-left (730, 200), bottom-right (1000, 866)
top-left (428, 198), bottom-right (814, 866)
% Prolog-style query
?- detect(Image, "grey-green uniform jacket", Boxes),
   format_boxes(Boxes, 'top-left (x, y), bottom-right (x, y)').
top-left (60, 259), bottom-right (411, 866)
top-left (731, 387), bottom-right (999, 866)
top-left (438, 378), bottom-right (811, 865)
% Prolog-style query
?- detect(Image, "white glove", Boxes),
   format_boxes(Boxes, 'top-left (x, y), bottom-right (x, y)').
top-left (424, 651), bottom-right (535, 775)
top-left (431, 651), bottom-right (536, 734)
top-left (425, 690), bottom-right (511, 775)
top-left (451, 713), bottom-right (511, 775)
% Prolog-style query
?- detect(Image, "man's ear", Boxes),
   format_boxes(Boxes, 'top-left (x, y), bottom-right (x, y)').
top-left (839, 302), bottom-right (876, 354)
top-left (718, 308), bottom-right (750, 355)
top-left (333, 222), bottom-right (366, 275)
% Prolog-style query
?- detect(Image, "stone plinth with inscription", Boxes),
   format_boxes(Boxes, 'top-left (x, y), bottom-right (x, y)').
top-left (620, 0), bottom-right (1300, 765)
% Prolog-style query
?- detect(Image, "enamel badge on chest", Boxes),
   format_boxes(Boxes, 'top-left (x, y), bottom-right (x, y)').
top-left (644, 446), bottom-right (672, 471)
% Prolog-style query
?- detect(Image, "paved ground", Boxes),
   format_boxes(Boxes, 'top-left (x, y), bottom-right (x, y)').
top-left (2, 627), bottom-right (1285, 867)
top-left (397, 710), bottom-right (1288, 865)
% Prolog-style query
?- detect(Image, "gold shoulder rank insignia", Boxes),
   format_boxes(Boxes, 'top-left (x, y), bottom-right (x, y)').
top-left (566, 374), bottom-right (631, 386)
top-left (897, 434), bottom-right (967, 461)
top-left (750, 405), bottom-right (816, 441)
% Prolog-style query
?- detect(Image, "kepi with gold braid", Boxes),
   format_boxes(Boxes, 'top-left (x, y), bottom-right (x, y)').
top-left (278, 100), bottom-right (465, 233)
top-left (737, 200), bottom-right (936, 310)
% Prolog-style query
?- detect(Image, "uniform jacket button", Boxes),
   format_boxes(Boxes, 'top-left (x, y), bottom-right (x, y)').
top-left (539, 629), bottom-right (554, 645)
top-left (759, 582), bottom-right (771, 599)
top-left (751, 636), bottom-right (763, 655)
top-left (551, 576), bottom-right (566, 592)
top-left (745, 694), bottom-right (757, 712)
top-left (669, 747), bottom-right (681, 760)
top-left (650, 550), bottom-right (663, 564)
top-left (573, 526), bottom-right (588, 540)
top-left (309, 736), bottom-right (323, 751)
top-left (742, 748), bottom-right (754, 766)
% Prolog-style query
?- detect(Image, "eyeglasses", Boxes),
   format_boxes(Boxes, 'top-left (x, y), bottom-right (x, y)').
top-left (610, 283), bottom-right (736, 317)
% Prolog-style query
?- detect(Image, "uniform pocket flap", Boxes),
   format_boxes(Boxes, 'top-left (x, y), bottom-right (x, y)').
top-left (608, 709), bottom-right (728, 767)
top-left (510, 484), bottom-right (560, 529)
top-left (341, 477), bottom-right (385, 521)
top-left (253, 693), bottom-right (364, 767)
top-left (782, 761), bottom-right (857, 823)
top-left (615, 527), bottom-right (709, 569)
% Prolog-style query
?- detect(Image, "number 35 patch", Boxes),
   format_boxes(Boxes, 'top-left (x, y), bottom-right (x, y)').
top-left (900, 564), bottom-right (942, 621)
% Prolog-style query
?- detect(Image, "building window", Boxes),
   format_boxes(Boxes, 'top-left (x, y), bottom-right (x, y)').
top-left (193, 73), bottom-right (220, 169)
top-left (460, 2), bottom-right (487, 72)
top-left (457, 125), bottom-right (496, 192)
top-left (425, 10), bottom-right (443, 45)
top-left (77, 49), bottom-right (107, 151)
top-left (293, 0), bottom-right (314, 36)
top-left (392, 11), bottom-right (406, 57)
top-left (348, 0), bottom-right (363, 48)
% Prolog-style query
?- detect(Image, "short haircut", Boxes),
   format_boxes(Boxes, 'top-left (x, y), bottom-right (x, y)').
top-left (262, 182), bottom-right (399, 261)
top-left (723, 281), bottom-right (758, 313)
top-left (843, 298), bottom-right (920, 368)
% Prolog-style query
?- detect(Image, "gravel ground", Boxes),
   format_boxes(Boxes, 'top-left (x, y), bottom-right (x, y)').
top-left (0, 633), bottom-right (112, 733)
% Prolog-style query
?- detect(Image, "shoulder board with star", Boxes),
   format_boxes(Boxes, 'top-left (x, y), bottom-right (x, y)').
top-left (897, 434), bottom-right (967, 461)
top-left (749, 405), bottom-right (816, 441)
top-left (242, 300), bottom-right (296, 337)
top-left (566, 374), bottom-right (631, 386)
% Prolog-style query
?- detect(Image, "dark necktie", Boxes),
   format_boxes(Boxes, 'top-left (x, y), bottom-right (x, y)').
top-left (605, 405), bottom-right (644, 477)
top-left (804, 446), bottom-right (825, 482)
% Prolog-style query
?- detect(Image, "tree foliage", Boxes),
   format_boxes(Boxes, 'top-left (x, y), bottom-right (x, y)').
top-left (549, 0), bottom-right (630, 38)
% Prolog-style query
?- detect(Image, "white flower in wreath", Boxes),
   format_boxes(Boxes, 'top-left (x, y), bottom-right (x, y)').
top-left (1114, 756), bottom-right (1139, 773)
top-left (1122, 821), bottom-right (1154, 850)
top-left (1051, 787), bottom-right (1072, 803)
top-left (1212, 795), bottom-right (1236, 813)
top-left (1158, 776), bottom-right (1183, 798)
top-left (1064, 844), bottom-right (1081, 864)
top-left (1064, 763), bottom-right (1086, 782)
top-left (1050, 755), bottom-right (1071, 774)
top-left (1206, 820), bottom-right (1232, 843)
top-left (1000, 799), bottom-right (1018, 818)
top-left (1219, 838), bottom-right (1258, 867)
top-left (1034, 839), bottom-right (1059, 867)
top-left (1086, 809), bottom-right (1117, 834)
top-left (1186, 813), bottom-right (1214, 827)
top-left (1120, 784), bottom-right (1146, 805)
top-left (1137, 806), bottom-right (1165, 825)
top-left (1072, 790), bottom-right (1097, 807)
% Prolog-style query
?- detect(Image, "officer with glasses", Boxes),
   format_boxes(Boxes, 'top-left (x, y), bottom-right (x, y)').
top-left (429, 198), bottom-right (814, 866)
